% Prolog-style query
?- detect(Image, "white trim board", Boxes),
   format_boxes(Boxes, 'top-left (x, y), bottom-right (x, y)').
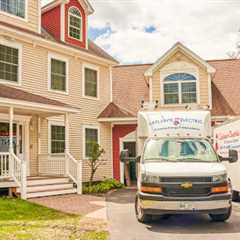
top-left (82, 124), bottom-right (100, 159)
top-left (82, 63), bottom-right (100, 100)
top-left (48, 52), bottom-right (69, 95)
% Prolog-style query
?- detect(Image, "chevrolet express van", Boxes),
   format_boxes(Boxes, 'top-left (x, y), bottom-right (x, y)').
top-left (121, 111), bottom-right (238, 223)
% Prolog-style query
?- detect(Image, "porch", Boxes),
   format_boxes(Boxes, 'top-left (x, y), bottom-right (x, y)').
top-left (0, 84), bottom-right (81, 199)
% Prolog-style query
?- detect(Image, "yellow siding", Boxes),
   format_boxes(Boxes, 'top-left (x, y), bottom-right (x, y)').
top-left (152, 49), bottom-right (210, 110)
top-left (0, 38), bottom-right (112, 182)
top-left (0, 0), bottom-right (39, 33)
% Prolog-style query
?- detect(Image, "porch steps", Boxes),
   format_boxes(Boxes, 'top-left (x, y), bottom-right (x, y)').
top-left (17, 177), bottom-right (77, 199)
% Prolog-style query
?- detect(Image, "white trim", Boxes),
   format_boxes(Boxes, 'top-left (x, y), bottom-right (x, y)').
top-left (0, 96), bottom-right (79, 114)
top-left (208, 74), bottom-right (213, 109)
top-left (48, 52), bottom-right (69, 95)
top-left (82, 125), bottom-right (100, 159)
top-left (48, 120), bottom-right (65, 155)
top-left (160, 66), bottom-right (199, 106)
top-left (38, 0), bottom-right (41, 34)
top-left (98, 117), bottom-right (137, 123)
top-left (109, 66), bottom-right (113, 102)
top-left (60, 3), bottom-right (65, 42)
top-left (68, 6), bottom-right (83, 42)
top-left (82, 63), bottom-right (100, 100)
top-left (42, 0), bottom-right (94, 15)
top-left (149, 77), bottom-right (153, 102)
top-left (0, 24), bottom-right (117, 65)
top-left (0, 38), bottom-right (22, 86)
top-left (0, 0), bottom-right (28, 22)
top-left (145, 42), bottom-right (216, 77)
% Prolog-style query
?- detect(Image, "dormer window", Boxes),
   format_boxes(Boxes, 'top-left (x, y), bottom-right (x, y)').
top-left (68, 7), bottom-right (82, 41)
top-left (0, 0), bottom-right (26, 18)
top-left (163, 73), bottom-right (197, 105)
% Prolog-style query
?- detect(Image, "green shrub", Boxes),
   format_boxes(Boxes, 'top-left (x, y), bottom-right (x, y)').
top-left (83, 179), bottom-right (124, 194)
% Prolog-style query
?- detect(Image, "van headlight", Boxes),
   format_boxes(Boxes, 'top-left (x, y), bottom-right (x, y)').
top-left (212, 174), bottom-right (227, 183)
top-left (141, 174), bottom-right (161, 184)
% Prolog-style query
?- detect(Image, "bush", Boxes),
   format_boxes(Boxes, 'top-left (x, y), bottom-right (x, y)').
top-left (83, 179), bottom-right (124, 194)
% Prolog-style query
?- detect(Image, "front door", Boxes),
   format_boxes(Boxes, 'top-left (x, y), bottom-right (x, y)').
top-left (123, 141), bottom-right (137, 182)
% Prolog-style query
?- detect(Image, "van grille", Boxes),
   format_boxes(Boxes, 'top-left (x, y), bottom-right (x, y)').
top-left (161, 177), bottom-right (212, 183)
top-left (162, 185), bottom-right (211, 197)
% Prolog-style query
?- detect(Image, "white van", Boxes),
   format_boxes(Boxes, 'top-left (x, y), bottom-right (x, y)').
top-left (214, 119), bottom-right (240, 200)
top-left (122, 111), bottom-right (238, 223)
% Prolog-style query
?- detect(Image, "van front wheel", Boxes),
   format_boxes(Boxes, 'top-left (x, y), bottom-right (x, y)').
top-left (135, 196), bottom-right (152, 223)
top-left (209, 207), bottom-right (232, 222)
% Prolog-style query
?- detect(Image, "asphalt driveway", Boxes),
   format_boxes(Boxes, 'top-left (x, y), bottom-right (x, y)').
top-left (106, 188), bottom-right (240, 240)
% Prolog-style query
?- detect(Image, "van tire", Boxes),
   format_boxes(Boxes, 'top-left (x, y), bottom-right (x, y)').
top-left (232, 191), bottom-right (239, 201)
top-left (135, 195), bottom-right (152, 223)
top-left (209, 207), bottom-right (232, 222)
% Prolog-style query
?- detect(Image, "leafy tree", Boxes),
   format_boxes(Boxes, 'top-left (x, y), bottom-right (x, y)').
top-left (87, 141), bottom-right (105, 185)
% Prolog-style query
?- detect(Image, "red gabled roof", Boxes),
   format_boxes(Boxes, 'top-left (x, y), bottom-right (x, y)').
top-left (98, 102), bottom-right (135, 119)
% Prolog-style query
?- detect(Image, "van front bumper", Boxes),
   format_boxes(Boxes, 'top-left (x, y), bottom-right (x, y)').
top-left (138, 192), bottom-right (232, 215)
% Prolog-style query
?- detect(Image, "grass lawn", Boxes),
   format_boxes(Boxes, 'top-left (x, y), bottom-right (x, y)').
top-left (0, 197), bottom-right (108, 240)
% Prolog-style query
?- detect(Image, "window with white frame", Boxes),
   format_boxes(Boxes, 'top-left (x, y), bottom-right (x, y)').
top-left (50, 58), bottom-right (67, 92)
top-left (85, 127), bottom-right (99, 158)
top-left (0, 0), bottom-right (25, 18)
top-left (50, 125), bottom-right (65, 154)
top-left (68, 7), bottom-right (82, 41)
top-left (84, 67), bottom-right (98, 98)
top-left (0, 44), bottom-right (19, 83)
top-left (163, 73), bottom-right (197, 104)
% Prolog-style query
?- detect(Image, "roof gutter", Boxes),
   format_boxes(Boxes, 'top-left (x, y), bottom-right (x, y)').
top-left (98, 117), bottom-right (137, 123)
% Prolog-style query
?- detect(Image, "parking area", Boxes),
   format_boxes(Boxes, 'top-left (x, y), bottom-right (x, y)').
top-left (107, 189), bottom-right (240, 240)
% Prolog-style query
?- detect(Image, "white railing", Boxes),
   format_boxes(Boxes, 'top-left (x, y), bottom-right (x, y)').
top-left (66, 152), bottom-right (82, 194)
top-left (0, 153), bottom-right (10, 178)
top-left (11, 153), bottom-right (27, 199)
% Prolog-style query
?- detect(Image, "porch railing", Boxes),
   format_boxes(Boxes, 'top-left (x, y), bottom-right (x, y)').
top-left (0, 153), bottom-right (10, 178)
top-left (66, 152), bottom-right (82, 194)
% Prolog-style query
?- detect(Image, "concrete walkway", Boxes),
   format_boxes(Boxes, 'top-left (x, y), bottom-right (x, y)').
top-left (106, 188), bottom-right (240, 240)
top-left (30, 194), bottom-right (107, 220)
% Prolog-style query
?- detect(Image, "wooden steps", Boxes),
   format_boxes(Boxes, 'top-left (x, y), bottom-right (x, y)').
top-left (17, 177), bottom-right (77, 199)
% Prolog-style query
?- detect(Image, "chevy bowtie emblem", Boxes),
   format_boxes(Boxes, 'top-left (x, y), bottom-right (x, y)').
top-left (181, 182), bottom-right (193, 189)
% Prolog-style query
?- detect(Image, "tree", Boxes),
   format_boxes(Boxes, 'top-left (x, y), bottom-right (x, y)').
top-left (87, 141), bottom-right (105, 185)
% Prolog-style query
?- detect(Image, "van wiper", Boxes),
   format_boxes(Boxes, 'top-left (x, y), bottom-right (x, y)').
top-left (176, 158), bottom-right (204, 162)
top-left (144, 157), bottom-right (176, 162)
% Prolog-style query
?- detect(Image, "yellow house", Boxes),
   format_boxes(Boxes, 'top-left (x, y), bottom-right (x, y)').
top-left (0, 0), bottom-right (118, 199)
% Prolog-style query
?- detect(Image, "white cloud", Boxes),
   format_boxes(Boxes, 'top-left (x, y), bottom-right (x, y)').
top-left (42, 0), bottom-right (240, 64)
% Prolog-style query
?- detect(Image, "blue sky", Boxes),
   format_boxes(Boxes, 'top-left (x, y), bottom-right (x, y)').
top-left (42, 0), bottom-right (240, 64)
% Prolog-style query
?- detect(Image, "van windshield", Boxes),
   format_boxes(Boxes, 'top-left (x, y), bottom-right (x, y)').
top-left (143, 138), bottom-right (218, 162)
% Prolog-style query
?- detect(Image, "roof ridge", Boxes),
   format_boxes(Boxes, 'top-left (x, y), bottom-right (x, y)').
top-left (207, 58), bottom-right (240, 62)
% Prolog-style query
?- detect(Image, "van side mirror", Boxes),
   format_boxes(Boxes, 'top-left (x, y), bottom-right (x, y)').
top-left (229, 149), bottom-right (238, 163)
top-left (136, 156), bottom-right (141, 163)
top-left (219, 149), bottom-right (238, 163)
top-left (120, 150), bottom-right (129, 162)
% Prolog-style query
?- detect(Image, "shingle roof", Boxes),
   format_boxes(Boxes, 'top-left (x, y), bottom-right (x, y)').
top-left (0, 21), bottom-right (117, 63)
top-left (0, 84), bottom-right (74, 108)
top-left (98, 102), bottom-right (135, 119)
top-left (108, 59), bottom-right (240, 118)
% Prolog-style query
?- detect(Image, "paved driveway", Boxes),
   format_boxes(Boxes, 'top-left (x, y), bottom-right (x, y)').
top-left (106, 189), bottom-right (240, 240)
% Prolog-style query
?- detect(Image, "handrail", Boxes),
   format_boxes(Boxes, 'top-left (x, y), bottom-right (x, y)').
top-left (66, 152), bottom-right (82, 194)
top-left (10, 152), bottom-right (27, 199)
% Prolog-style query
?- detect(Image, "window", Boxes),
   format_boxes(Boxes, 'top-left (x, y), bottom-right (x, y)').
top-left (84, 67), bottom-right (98, 98)
top-left (85, 127), bottom-right (99, 158)
top-left (50, 125), bottom-right (65, 154)
top-left (0, 44), bottom-right (19, 83)
top-left (50, 58), bottom-right (67, 92)
top-left (0, 0), bottom-right (25, 18)
top-left (163, 73), bottom-right (197, 105)
top-left (68, 7), bottom-right (82, 41)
